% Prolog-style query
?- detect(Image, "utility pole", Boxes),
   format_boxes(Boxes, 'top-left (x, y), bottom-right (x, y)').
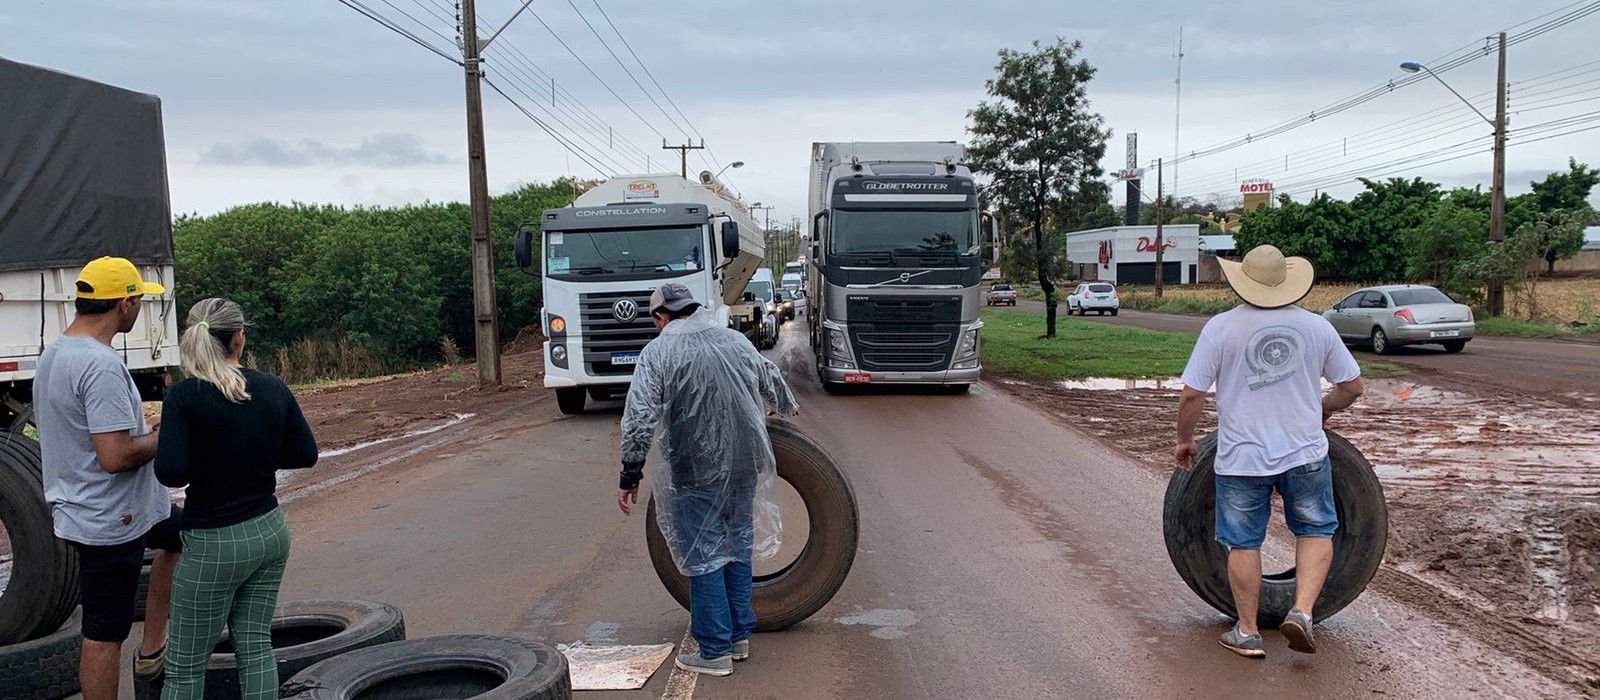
top-left (1488, 31), bottom-right (1508, 317)
top-left (461, 0), bottom-right (501, 385)
top-left (663, 139), bottom-right (705, 178)
top-left (1155, 157), bottom-right (1165, 299)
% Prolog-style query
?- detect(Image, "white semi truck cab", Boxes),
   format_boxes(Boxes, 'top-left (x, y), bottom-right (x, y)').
top-left (806, 142), bottom-right (991, 392)
top-left (515, 173), bottom-right (766, 414)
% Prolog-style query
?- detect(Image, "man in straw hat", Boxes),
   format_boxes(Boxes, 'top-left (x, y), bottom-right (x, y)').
top-left (1174, 245), bottom-right (1365, 658)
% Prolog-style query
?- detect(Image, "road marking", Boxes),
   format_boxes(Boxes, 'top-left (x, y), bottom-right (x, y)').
top-left (659, 626), bottom-right (697, 700)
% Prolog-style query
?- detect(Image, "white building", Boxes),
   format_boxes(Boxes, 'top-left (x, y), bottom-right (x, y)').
top-left (1063, 224), bottom-right (1206, 285)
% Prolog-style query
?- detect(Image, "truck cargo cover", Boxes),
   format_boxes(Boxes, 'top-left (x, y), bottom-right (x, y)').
top-left (0, 57), bottom-right (172, 272)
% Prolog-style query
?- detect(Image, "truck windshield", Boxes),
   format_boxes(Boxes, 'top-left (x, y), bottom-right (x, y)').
top-left (545, 226), bottom-right (705, 279)
top-left (744, 280), bottom-right (773, 300)
top-left (831, 209), bottom-right (978, 260)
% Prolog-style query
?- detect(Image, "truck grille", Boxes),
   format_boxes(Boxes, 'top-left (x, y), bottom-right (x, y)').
top-left (849, 325), bottom-right (958, 372)
top-left (578, 290), bottom-right (657, 376)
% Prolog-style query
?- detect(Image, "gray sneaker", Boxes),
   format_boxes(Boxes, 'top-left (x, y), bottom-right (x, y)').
top-left (1281, 609), bottom-right (1316, 654)
top-left (1219, 626), bottom-right (1265, 658)
top-left (133, 645), bottom-right (166, 677)
top-left (675, 652), bottom-right (733, 676)
top-left (731, 639), bottom-right (749, 662)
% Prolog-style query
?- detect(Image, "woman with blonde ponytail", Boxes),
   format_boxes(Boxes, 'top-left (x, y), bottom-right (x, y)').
top-left (152, 298), bottom-right (318, 700)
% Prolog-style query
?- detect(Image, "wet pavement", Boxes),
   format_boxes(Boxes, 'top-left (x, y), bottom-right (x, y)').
top-left (90, 319), bottom-right (1597, 698)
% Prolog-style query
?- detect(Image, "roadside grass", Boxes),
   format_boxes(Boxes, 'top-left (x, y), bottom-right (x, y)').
top-left (981, 308), bottom-right (1407, 381)
top-left (1473, 316), bottom-right (1599, 338)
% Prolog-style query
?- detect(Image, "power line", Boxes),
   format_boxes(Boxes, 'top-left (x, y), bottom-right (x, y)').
top-left (488, 38), bottom-right (654, 166)
top-left (564, 0), bottom-right (693, 139)
top-left (523, 8), bottom-right (671, 141)
top-left (484, 76), bottom-right (614, 177)
top-left (334, 0), bottom-right (461, 64)
top-left (589, 0), bottom-right (706, 144)
top-left (378, 0), bottom-right (459, 52)
top-left (487, 54), bottom-right (635, 173)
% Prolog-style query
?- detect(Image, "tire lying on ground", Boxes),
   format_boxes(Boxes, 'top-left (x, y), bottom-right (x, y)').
top-left (133, 599), bottom-right (405, 700)
top-left (131, 549), bottom-right (155, 622)
top-left (1163, 430), bottom-right (1388, 630)
top-left (645, 419), bottom-right (859, 632)
top-left (0, 608), bottom-right (82, 700)
top-left (0, 433), bottom-right (81, 645)
top-left (281, 635), bottom-right (571, 700)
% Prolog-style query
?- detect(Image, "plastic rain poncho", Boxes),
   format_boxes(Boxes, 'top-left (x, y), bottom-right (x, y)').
top-left (620, 308), bottom-right (799, 577)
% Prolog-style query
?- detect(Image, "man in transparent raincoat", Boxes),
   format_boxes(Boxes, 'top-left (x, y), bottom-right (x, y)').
top-left (617, 282), bottom-right (799, 677)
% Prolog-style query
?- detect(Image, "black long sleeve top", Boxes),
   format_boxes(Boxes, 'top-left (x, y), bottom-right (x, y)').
top-left (155, 369), bottom-right (319, 530)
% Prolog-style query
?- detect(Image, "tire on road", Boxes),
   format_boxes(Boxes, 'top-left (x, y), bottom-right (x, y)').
top-left (645, 419), bottom-right (859, 632)
top-left (1162, 431), bottom-right (1388, 630)
top-left (133, 599), bottom-right (406, 700)
top-left (0, 433), bottom-right (80, 645)
top-left (280, 635), bottom-right (570, 700)
top-left (555, 388), bottom-right (586, 415)
top-left (0, 609), bottom-right (82, 700)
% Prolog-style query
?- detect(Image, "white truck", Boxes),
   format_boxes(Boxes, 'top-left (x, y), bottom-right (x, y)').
top-left (515, 172), bottom-right (767, 414)
top-left (805, 142), bottom-right (989, 392)
top-left (1, 58), bottom-right (180, 438)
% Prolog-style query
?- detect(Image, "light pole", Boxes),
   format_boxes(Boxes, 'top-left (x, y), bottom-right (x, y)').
top-left (750, 202), bottom-right (775, 270)
top-left (713, 160), bottom-right (745, 179)
top-left (1401, 31), bottom-right (1507, 316)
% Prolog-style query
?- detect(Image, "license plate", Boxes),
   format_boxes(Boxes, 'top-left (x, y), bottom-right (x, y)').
top-left (843, 373), bottom-right (872, 384)
top-left (1429, 330), bottom-right (1460, 338)
top-left (1096, 295), bottom-right (1110, 300)
top-left (610, 352), bottom-right (640, 365)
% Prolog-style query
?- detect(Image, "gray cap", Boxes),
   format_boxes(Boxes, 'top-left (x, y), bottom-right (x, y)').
top-left (649, 282), bottom-right (699, 315)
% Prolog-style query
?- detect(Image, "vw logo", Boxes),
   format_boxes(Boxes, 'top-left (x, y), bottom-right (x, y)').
top-left (612, 298), bottom-right (639, 323)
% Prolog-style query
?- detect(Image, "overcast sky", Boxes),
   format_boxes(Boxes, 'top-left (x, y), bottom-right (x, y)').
top-left (5, 1), bottom-right (1597, 223)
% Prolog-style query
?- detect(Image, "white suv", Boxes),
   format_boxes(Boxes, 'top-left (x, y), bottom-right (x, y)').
top-left (1067, 282), bottom-right (1119, 316)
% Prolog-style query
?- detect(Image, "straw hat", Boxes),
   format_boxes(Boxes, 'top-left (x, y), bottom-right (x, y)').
top-left (1217, 245), bottom-right (1315, 309)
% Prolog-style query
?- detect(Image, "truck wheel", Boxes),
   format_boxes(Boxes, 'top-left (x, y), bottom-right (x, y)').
top-left (134, 600), bottom-right (406, 700)
top-left (1163, 431), bottom-right (1388, 629)
top-left (555, 388), bottom-right (586, 415)
top-left (645, 420), bottom-right (859, 631)
top-left (0, 609), bottom-right (81, 700)
top-left (0, 434), bottom-right (80, 645)
top-left (131, 550), bottom-right (155, 622)
top-left (281, 636), bottom-right (569, 700)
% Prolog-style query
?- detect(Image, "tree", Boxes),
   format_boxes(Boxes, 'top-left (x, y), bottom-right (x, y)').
top-left (1403, 196), bottom-right (1489, 304)
top-left (1343, 177), bottom-right (1441, 281)
top-left (968, 37), bottom-right (1111, 338)
top-left (1517, 208), bottom-right (1592, 277)
top-left (1234, 193), bottom-right (1351, 276)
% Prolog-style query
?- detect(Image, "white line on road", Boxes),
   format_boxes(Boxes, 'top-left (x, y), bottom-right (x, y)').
top-left (659, 627), bottom-right (697, 700)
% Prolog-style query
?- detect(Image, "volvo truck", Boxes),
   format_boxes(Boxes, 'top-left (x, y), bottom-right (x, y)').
top-left (806, 142), bottom-right (988, 392)
top-left (515, 172), bottom-right (767, 414)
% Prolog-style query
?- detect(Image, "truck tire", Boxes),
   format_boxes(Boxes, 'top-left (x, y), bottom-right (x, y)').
top-left (555, 388), bottom-right (586, 415)
top-left (0, 434), bottom-right (80, 645)
top-left (281, 636), bottom-right (570, 700)
top-left (133, 599), bottom-right (405, 700)
top-left (645, 420), bottom-right (859, 631)
top-left (0, 609), bottom-right (82, 700)
top-left (130, 550), bottom-right (155, 622)
top-left (1163, 431), bottom-right (1388, 629)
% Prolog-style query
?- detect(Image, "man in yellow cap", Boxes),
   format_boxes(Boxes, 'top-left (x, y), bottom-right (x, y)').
top-left (32, 256), bottom-right (182, 700)
top-left (1174, 245), bottom-right (1365, 659)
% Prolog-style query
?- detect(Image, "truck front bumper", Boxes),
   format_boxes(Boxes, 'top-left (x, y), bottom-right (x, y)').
top-left (818, 366), bottom-right (982, 385)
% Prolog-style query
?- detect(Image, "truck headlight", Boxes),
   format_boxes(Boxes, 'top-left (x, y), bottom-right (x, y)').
top-left (827, 328), bottom-right (850, 360)
top-left (956, 328), bottom-right (979, 358)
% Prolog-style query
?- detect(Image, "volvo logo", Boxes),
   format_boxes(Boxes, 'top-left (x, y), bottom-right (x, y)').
top-left (898, 272), bottom-right (912, 283)
top-left (612, 298), bottom-right (639, 323)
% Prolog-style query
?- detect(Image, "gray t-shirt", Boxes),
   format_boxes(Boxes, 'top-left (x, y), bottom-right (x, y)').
top-left (34, 335), bottom-right (170, 546)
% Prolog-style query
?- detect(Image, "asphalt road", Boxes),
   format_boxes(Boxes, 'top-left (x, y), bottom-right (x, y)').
top-left (126, 318), bottom-right (1572, 700)
top-left (1014, 298), bottom-right (1600, 402)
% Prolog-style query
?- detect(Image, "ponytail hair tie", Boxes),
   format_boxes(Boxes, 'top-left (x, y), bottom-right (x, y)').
top-left (197, 321), bottom-right (210, 330)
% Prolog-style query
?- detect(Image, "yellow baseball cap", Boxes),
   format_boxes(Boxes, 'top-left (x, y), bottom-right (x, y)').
top-left (75, 256), bottom-right (166, 299)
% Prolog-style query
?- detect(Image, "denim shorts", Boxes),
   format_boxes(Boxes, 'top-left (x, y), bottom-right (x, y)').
top-left (1214, 456), bottom-right (1337, 549)
top-left (69, 504), bottom-right (183, 642)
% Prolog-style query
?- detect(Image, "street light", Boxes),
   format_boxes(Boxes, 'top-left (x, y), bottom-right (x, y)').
top-left (714, 160), bottom-right (745, 178)
top-left (1399, 34), bottom-right (1508, 316)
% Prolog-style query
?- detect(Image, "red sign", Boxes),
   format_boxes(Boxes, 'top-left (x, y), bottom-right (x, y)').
top-left (1136, 236), bottom-right (1178, 253)
top-left (843, 373), bottom-right (872, 384)
top-left (1239, 180), bottom-right (1274, 194)
top-left (1098, 240), bottom-right (1110, 265)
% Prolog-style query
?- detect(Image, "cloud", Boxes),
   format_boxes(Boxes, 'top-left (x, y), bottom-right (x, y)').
top-left (199, 132), bottom-right (450, 168)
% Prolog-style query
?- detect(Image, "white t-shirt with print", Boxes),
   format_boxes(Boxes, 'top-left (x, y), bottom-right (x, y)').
top-left (1181, 305), bottom-right (1361, 477)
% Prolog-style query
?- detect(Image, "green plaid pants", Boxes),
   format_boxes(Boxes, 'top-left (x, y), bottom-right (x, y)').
top-left (161, 508), bottom-right (291, 700)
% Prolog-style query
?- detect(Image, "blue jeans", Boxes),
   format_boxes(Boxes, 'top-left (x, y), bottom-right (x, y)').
top-left (1214, 456), bottom-right (1338, 549)
top-left (688, 561), bottom-right (755, 659)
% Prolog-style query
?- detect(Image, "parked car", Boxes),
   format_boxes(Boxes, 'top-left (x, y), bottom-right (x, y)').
top-left (1067, 282), bottom-right (1119, 316)
top-left (986, 283), bottom-right (1018, 306)
top-left (1323, 284), bottom-right (1474, 354)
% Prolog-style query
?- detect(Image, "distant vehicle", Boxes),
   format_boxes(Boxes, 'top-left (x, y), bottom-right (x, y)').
top-left (1067, 282), bottom-right (1119, 316)
top-left (1324, 284), bottom-right (1474, 354)
top-left (985, 283), bottom-right (1018, 306)
top-left (745, 268), bottom-right (780, 349)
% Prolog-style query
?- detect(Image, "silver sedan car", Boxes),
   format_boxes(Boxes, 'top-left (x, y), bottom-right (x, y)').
top-left (1323, 285), bottom-right (1475, 354)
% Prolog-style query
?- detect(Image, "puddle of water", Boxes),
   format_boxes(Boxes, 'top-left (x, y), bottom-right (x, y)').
top-left (834, 607), bottom-right (917, 639)
top-left (585, 621), bottom-right (621, 643)
top-left (1059, 377), bottom-right (1185, 391)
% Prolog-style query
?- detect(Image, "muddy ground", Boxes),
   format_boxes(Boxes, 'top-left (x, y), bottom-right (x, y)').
top-left (994, 375), bottom-right (1600, 680)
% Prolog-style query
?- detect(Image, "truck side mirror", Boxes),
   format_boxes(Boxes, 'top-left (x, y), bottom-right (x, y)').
top-left (721, 221), bottom-right (740, 259)
top-left (514, 224), bottom-right (536, 269)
